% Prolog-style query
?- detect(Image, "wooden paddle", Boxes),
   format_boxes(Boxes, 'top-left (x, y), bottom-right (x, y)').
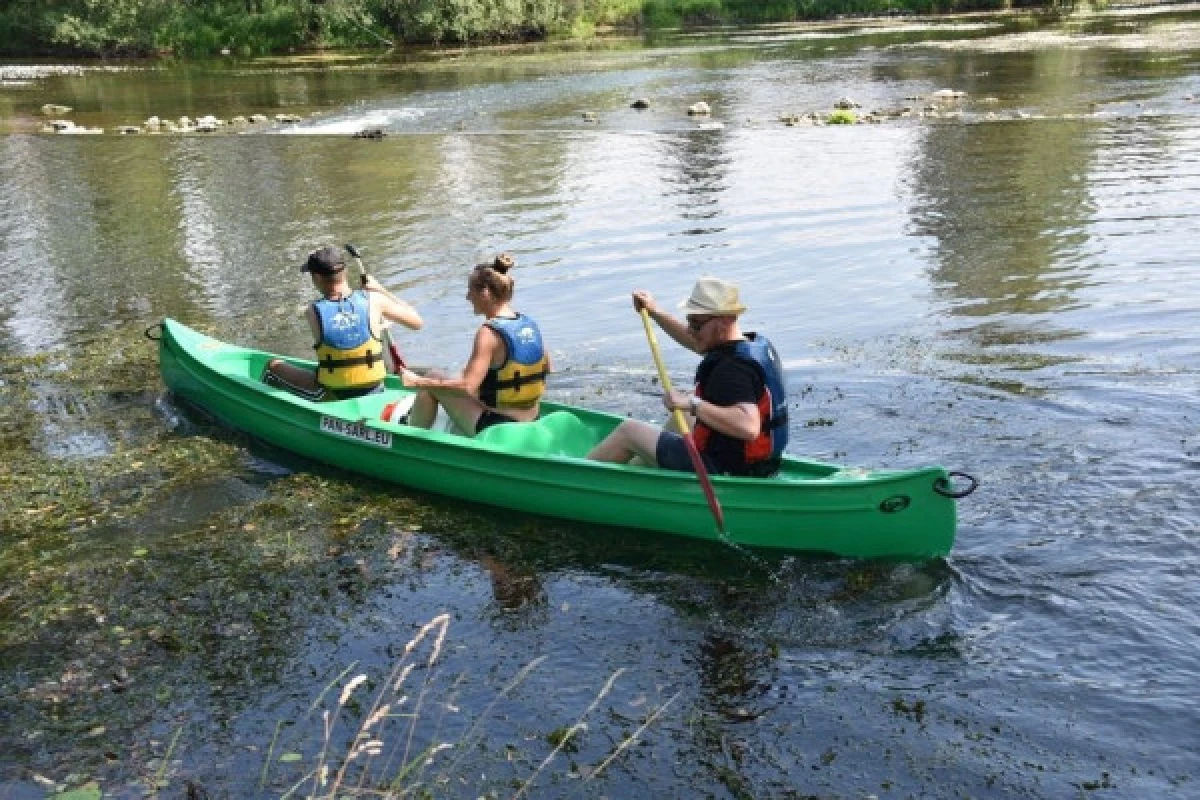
top-left (639, 308), bottom-right (727, 535)
top-left (345, 243), bottom-right (407, 372)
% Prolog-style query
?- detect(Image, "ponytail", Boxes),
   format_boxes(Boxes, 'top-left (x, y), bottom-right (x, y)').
top-left (469, 253), bottom-right (516, 302)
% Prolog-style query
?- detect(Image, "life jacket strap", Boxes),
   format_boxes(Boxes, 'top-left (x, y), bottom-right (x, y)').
top-left (319, 349), bottom-right (381, 373)
top-left (490, 367), bottom-right (549, 391)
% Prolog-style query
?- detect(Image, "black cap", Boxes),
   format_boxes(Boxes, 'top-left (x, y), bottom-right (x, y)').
top-left (300, 245), bottom-right (345, 275)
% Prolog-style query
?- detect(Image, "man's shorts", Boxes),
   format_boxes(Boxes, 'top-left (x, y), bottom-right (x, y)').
top-left (655, 432), bottom-right (717, 474)
top-left (654, 432), bottom-right (781, 478)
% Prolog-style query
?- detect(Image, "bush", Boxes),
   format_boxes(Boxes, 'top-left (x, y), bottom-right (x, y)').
top-left (0, 0), bottom-right (1075, 55)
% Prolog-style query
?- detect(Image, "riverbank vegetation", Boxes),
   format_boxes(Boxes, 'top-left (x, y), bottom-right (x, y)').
top-left (0, 0), bottom-right (1082, 57)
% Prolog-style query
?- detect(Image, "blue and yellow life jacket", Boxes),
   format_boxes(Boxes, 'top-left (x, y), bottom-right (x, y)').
top-left (479, 313), bottom-right (548, 409)
top-left (693, 333), bottom-right (789, 468)
top-left (312, 290), bottom-right (385, 391)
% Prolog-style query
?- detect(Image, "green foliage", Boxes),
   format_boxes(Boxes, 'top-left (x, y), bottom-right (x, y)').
top-left (0, 0), bottom-right (1073, 56)
top-left (827, 109), bottom-right (857, 124)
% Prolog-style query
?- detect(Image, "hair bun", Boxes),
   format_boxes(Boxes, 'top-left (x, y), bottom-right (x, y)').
top-left (492, 253), bottom-right (516, 274)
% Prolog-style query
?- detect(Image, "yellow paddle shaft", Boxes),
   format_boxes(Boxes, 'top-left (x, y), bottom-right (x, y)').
top-left (640, 308), bottom-right (691, 435)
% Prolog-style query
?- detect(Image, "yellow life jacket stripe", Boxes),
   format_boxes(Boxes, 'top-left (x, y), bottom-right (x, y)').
top-left (315, 340), bottom-right (385, 390)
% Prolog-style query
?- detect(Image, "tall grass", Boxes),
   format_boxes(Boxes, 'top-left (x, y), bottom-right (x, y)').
top-left (256, 613), bottom-right (677, 797)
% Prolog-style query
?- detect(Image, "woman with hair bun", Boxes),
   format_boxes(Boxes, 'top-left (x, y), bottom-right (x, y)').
top-left (400, 254), bottom-right (551, 434)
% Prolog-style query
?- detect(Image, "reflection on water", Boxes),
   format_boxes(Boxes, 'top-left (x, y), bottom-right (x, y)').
top-left (2, 7), bottom-right (1199, 798)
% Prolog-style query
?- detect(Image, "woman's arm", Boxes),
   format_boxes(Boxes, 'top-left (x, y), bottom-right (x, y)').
top-left (402, 326), bottom-right (499, 396)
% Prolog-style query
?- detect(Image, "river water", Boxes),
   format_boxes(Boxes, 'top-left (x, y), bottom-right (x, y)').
top-left (1, 6), bottom-right (1198, 798)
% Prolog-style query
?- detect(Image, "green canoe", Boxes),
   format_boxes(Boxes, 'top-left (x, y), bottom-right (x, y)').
top-left (155, 318), bottom-right (971, 559)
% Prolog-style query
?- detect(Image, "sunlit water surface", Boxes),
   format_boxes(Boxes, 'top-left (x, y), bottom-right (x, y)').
top-left (1, 8), bottom-right (1198, 798)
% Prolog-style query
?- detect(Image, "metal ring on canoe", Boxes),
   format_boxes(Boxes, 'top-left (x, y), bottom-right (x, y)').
top-left (934, 471), bottom-right (978, 499)
top-left (144, 322), bottom-right (163, 341)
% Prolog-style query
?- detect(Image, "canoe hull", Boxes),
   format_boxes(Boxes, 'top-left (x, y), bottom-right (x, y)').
top-left (158, 319), bottom-right (956, 559)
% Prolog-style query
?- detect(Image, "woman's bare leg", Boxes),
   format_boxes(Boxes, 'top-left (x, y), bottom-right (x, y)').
top-left (431, 393), bottom-right (485, 434)
top-left (407, 391), bottom-right (439, 428)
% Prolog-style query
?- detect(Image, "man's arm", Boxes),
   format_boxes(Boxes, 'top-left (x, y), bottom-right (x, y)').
top-left (665, 389), bottom-right (761, 440)
top-left (363, 276), bottom-right (423, 330)
top-left (632, 290), bottom-right (703, 354)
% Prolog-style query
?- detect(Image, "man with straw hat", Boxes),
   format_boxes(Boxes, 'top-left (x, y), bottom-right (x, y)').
top-left (588, 277), bottom-right (789, 478)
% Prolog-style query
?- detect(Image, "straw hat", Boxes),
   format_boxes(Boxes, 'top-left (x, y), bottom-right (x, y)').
top-left (679, 277), bottom-right (746, 316)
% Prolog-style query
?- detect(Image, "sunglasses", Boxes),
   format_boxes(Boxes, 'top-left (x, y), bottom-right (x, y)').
top-left (687, 315), bottom-right (717, 333)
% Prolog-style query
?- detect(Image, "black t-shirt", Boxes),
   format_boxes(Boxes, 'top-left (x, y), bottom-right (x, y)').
top-left (694, 345), bottom-right (764, 475)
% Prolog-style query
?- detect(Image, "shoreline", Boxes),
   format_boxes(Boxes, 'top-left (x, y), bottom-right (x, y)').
top-left (5, 3), bottom-right (1198, 62)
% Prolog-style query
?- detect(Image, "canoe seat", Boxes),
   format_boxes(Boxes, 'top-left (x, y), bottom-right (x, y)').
top-left (475, 411), bottom-right (594, 458)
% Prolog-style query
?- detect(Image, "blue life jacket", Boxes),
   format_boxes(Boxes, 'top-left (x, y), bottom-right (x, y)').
top-left (479, 313), bottom-right (548, 409)
top-left (312, 290), bottom-right (384, 390)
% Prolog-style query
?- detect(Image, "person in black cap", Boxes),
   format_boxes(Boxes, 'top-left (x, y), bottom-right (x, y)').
top-left (264, 245), bottom-right (423, 401)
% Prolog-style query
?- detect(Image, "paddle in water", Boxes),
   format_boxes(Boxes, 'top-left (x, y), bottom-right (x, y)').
top-left (345, 243), bottom-right (406, 372)
top-left (639, 308), bottom-right (727, 535)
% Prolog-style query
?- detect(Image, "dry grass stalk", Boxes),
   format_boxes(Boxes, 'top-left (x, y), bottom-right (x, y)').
top-left (511, 667), bottom-right (627, 800)
top-left (321, 613), bottom-right (451, 798)
top-left (587, 690), bottom-right (681, 780)
top-left (438, 654), bottom-right (547, 784)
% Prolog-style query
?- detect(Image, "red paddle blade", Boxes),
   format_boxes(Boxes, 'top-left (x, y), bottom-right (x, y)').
top-left (387, 339), bottom-right (406, 372)
top-left (684, 434), bottom-right (726, 534)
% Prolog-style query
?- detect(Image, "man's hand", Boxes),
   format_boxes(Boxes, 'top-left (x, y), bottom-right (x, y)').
top-left (664, 388), bottom-right (691, 413)
top-left (361, 274), bottom-right (384, 293)
top-left (632, 290), bottom-right (659, 315)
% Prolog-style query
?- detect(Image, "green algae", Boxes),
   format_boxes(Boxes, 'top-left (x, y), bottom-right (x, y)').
top-left (0, 324), bottom-right (449, 788)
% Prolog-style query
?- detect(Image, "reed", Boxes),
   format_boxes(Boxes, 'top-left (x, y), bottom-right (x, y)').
top-left (264, 614), bottom-right (676, 797)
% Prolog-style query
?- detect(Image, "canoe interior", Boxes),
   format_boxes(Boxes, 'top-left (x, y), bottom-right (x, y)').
top-left (204, 346), bottom-right (847, 483)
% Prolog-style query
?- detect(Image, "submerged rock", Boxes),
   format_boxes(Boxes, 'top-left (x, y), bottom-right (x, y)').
top-left (931, 88), bottom-right (967, 101)
top-left (353, 128), bottom-right (386, 139)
